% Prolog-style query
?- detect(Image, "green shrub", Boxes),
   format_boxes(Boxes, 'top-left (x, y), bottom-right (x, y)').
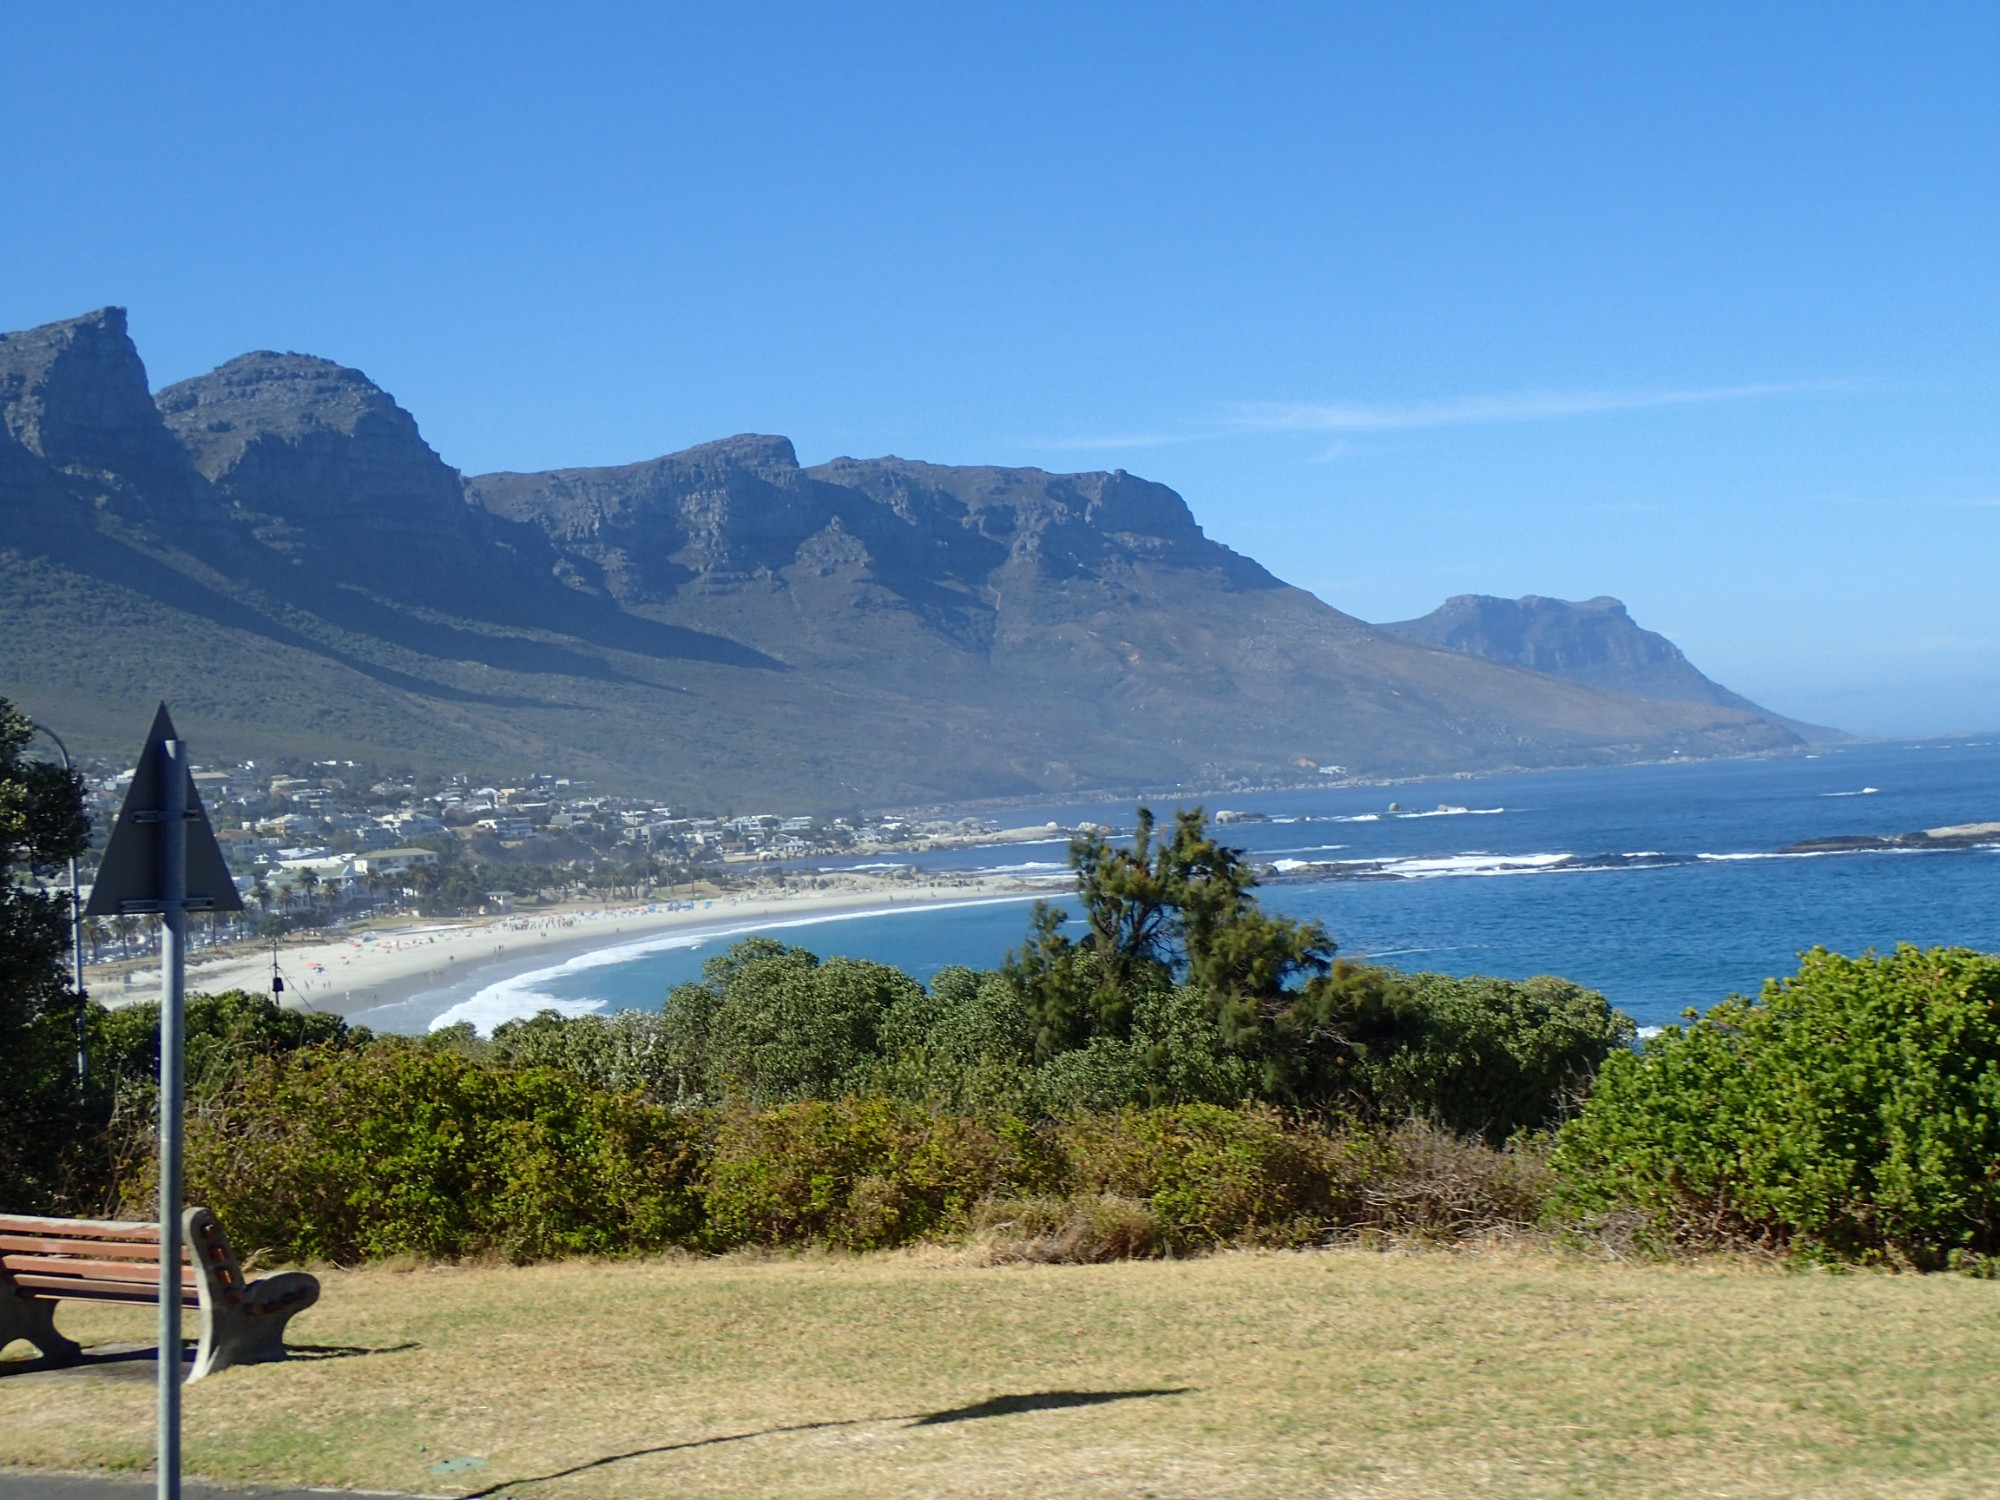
top-left (1552, 946), bottom-right (2000, 1266)
top-left (1034, 984), bottom-right (1262, 1113)
top-left (1356, 972), bottom-right (1635, 1144)
top-left (702, 1097), bottom-right (1061, 1251)
top-left (662, 940), bottom-right (923, 1105)
top-left (97, 989), bottom-right (363, 1097)
top-left (488, 1008), bottom-right (691, 1101)
top-left (864, 966), bottom-right (1042, 1114)
top-left (157, 1043), bottom-right (706, 1263)
top-left (1059, 1104), bottom-right (1352, 1249)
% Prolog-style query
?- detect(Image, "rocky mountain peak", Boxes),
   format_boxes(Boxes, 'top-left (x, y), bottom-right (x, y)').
top-left (155, 350), bottom-right (469, 534)
top-left (672, 432), bottom-right (801, 475)
top-left (1385, 593), bottom-right (1683, 677)
top-left (0, 307), bottom-right (200, 506)
top-left (156, 352), bottom-right (433, 475)
top-left (1376, 591), bottom-right (1845, 744)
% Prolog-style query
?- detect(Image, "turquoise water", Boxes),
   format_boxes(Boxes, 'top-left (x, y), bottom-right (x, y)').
top-left (440, 739), bottom-right (2000, 1032)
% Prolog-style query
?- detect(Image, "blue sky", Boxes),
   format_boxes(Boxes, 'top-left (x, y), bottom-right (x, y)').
top-left (5, 3), bottom-right (1996, 735)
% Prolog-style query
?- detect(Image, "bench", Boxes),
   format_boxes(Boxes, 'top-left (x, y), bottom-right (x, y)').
top-left (0, 1207), bottom-right (318, 1380)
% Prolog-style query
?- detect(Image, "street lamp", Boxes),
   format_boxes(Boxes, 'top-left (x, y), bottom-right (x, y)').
top-left (30, 720), bottom-right (88, 1087)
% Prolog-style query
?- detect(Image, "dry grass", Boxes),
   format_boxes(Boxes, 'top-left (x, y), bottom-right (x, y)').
top-left (4, 1246), bottom-right (1999, 1498)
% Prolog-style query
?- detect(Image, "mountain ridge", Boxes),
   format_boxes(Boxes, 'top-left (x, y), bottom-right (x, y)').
top-left (0, 307), bottom-right (1812, 803)
top-left (1379, 593), bottom-right (1848, 746)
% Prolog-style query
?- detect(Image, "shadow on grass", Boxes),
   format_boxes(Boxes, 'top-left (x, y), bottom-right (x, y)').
top-left (462, 1387), bottom-right (1192, 1496)
top-left (0, 1340), bottom-right (417, 1380)
top-left (285, 1342), bottom-right (421, 1362)
top-left (909, 1388), bottom-right (1191, 1424)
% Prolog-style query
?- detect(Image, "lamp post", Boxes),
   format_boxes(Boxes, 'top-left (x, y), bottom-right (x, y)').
top-left (29, 719), bottom-right (88, 1087)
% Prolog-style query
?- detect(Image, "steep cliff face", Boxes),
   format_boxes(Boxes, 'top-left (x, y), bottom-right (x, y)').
top-left (472, 435), bottom-right (830, 599)
top-left (0, 307), bottom-right (206, 527)
top-left (156, 353), bottom-right (548, 607)
top-left (468, 443), bottom-right (1281, 665)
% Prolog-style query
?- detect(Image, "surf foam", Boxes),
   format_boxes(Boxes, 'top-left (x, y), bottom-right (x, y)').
top-left (428, 895), bottom-right (1043, 1036)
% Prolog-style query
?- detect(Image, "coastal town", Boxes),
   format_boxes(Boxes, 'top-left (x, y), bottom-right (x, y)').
top-left (50, 754), bottom-right (1070, 974)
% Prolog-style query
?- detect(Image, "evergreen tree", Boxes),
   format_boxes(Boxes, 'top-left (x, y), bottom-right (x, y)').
top-left (0, 698), bottom-right (90, 1209)
top-left (1004, 806), bottom-right (1337, 1063)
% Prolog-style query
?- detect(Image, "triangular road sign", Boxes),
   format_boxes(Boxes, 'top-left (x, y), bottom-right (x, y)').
top-left (85, 703), bottom-right (244, 916)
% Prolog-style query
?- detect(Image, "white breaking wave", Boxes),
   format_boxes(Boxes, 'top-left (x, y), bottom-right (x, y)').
top-left (428, 990), bottom-right (613, 1035)
top-left (1273, 849), bottom-right (1694, 880)
top-left (428, 896), bottom-right (1041, 1036)
top-left (1378, 852), bottom-right (1568, 877)
top-left (1383, 806), bottom-right (1506, 819)
top-left (1698, 850), bottom-right (1845, 862)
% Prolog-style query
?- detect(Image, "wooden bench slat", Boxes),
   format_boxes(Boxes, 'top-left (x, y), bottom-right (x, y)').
top-left (9, 1273), bottom-right (196, 1305)
top-left (0, 1214), bottom-right (162, 1242)
top-left (0, 1234), bottom-right (182, 1262)
top-left (2, 1254), bottom-right (195, 1287)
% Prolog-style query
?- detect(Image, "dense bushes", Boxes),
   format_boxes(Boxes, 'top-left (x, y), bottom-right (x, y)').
top-left (94, 989), bottom-right (362, 1096)
top-left (462, 937), bottom-right (1631, 1140)
top-left (1358, 972), bottom-right (1636, 1145)
top-left (1553, 946), bottom-right (2000, 1268)
top-left (114, 1029), bottom-right (1560, 1262)
top-left (86, 943), bottom-right (2000, 1274)
top-left (704, 1099), bottom-right (1059, 1250)
top-left (1059, 1105), bottom-right (1353, 1248)
top-left (159, 1047), bottom-right (706, 1263)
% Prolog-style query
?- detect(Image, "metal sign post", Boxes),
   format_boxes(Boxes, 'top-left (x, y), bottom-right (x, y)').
top-left (157, 738), bottom-right (186, 1500)
top-left (86, 706), bottom-right (241, 1500)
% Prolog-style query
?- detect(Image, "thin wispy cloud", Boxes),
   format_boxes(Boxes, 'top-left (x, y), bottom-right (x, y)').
top-left (1033, 431), bottom-right (1203, 452)
top-left (1038, 379), bottom-right (1855, 453)
top-left (1223, 380), bottom-right (1854, 434)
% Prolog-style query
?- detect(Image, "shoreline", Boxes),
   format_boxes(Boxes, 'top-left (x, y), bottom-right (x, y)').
top-left (124, 874), bottom-right (1055, 1031)
top-left (883, 744), bottom-right (1846, 823)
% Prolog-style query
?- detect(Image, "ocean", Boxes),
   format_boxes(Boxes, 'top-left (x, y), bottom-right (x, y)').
top-left (423, 737), bottom-right (2000, 1034)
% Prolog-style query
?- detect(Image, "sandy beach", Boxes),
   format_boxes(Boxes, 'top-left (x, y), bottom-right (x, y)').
top-left (90, 873), bottom-right (1056, 1033)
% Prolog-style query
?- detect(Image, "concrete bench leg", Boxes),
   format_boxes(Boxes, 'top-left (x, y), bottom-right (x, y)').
top-left (189, 1271), bottom-right (319, 1380)
top-left (0, 1290), bottom-right (82, 1364)
top-left (184, 1208), bottom-right (319, 1382)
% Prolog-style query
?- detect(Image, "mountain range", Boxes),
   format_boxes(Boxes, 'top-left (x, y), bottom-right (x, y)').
top-left (0, 308), bottom-right (1822, 805)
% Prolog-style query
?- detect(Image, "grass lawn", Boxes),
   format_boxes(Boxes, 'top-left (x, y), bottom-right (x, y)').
top-left (3, 1246), bottom-right (1997, 1499)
